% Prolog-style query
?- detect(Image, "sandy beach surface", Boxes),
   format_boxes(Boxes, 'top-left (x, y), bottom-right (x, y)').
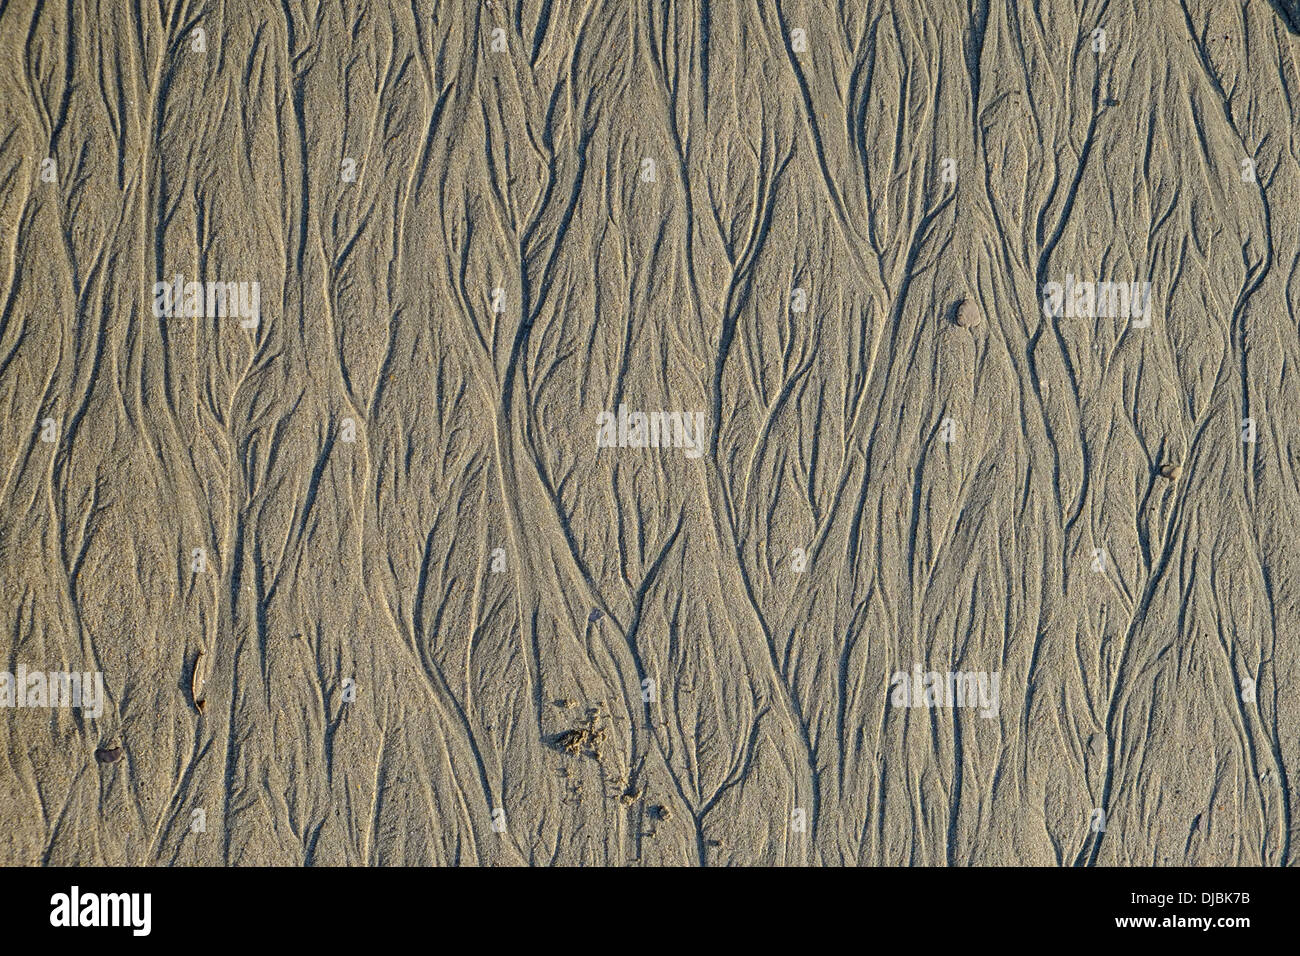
top-left (1, 1), bottom-right (1298, 866)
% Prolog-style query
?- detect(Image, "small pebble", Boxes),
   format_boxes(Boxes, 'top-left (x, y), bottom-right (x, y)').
top-left (1159, 463), bottom-right (1183, 481)
top-left (954, 298), bottom-right (981, 328)
top-left (587, 608), bottom-right (603, 623)
top-left (95, 746), bottom-right (123, 763)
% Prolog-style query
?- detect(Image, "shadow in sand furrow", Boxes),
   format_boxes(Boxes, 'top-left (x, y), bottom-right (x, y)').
top-left (1270, 0), bottom-right (1300, 33)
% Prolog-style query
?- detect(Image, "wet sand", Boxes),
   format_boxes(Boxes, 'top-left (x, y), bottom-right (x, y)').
top-left (1, 1), bottom-right (1297, 865)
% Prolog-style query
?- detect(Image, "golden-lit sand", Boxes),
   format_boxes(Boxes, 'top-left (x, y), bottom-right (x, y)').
top-left (1, 1), bottom-right (1297, 866)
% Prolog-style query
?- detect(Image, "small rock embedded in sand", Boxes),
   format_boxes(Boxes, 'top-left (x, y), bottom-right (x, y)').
top-left (94, 746), bottom-right (123, 763)
top-left (1159, 462), bottom-right (1183, 481)
top-left (954, 298), bottom-right (981, 328)
top-left (587, 607), bottom-right (602, 623)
